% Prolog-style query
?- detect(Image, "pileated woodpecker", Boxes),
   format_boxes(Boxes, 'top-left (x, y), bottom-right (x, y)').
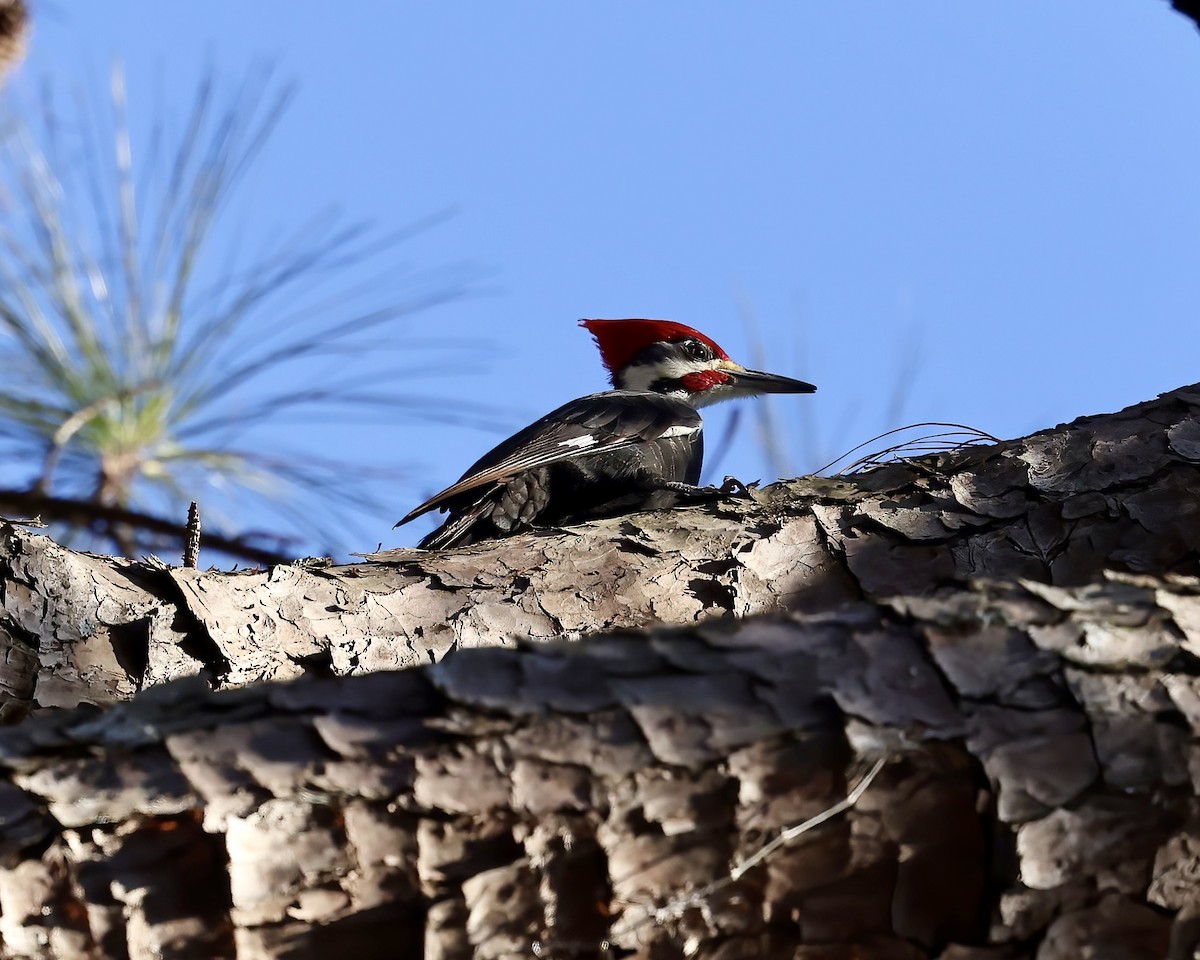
top-left (395, 318), bottom-right (816, 549)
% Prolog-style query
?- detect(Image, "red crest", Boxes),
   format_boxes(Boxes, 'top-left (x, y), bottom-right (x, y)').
top-left (579, 319), bottom-right (728, 384)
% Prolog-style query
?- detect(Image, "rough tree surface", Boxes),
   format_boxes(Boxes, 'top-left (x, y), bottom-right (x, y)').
top-left (3, 385), bottom-right (1199, 710)
top-left (0, 383), bottom-right (1199, 959)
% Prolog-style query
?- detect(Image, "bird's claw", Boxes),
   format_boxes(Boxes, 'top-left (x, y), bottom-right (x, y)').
top-left (718, 476), bottom-right (756, 497)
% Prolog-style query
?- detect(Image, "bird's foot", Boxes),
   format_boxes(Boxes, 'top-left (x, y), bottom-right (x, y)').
top-left (718, 475), bottom-right (757, 497)
top-left (662, 477), bottom-right (757, 501)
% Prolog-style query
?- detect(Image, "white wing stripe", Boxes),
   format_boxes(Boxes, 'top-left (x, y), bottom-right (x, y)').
top-left (558, 435), bottom-right (597, 449)
top-left (660, 423), bottom-right (701, 438)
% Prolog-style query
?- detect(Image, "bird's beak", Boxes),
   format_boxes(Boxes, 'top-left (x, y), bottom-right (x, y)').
top-left (718, 360), bottom-right (816, 395)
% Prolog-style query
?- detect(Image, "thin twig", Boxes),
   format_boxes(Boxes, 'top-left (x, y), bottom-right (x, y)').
top-left (730, 756), bottom-right (885, 881)
top-left (183, 500), bottom-right (200, 568)
top-left (609, 757), bottom-right (887, 942)
top-left (0, 515), bottom-right (45, 527)
top-left (839, 432), bottom-right (994, 474)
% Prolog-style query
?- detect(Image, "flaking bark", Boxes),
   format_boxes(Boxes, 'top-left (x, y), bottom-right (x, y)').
top-left (0, 575), bottom-right (1198, 957)
top-left (0, 384), bottom-right (1199, 957)
top-left (2, 384), bottom-right (1199, 708)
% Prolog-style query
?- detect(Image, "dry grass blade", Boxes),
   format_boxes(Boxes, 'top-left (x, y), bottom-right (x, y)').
top-left (815, 421), bottom-right (1000, 476)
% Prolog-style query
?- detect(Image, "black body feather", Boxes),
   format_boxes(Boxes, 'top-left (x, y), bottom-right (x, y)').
top-left (397, 391), bottom-right (704, 548)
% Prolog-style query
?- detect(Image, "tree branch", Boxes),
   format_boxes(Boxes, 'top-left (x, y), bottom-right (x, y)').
top-left (0, 573), bottom-right (1196, 957)
top-left (2, 383), bottom-right (1200, 954)
top-left (6, 383), bottom-right (1199, 706)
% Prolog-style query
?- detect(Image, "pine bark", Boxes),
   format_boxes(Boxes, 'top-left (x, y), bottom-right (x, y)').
top-left (0, 385), bottom-right (1198, 958)
top-left (4, 385), bottom-right (1200, 707)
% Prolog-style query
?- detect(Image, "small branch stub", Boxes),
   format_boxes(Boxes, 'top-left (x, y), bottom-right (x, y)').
top-left (183, 501), bottom-right (201, 568)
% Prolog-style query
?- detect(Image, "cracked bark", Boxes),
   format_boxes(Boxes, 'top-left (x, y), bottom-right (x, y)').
top-left (1, 576), bottom-right (1199, 958)
top-left (3, 385), bottom-right (1199, 706)
top-left (0, 384), bottom-right (1198, 958)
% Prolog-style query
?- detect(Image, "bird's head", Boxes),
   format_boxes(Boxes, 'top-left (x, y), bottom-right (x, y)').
top-left (580, 318), bottom-right (816, 407)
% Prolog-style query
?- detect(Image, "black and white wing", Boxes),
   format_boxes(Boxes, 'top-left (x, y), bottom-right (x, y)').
top-left (394, 391), bottom-right (702, 546)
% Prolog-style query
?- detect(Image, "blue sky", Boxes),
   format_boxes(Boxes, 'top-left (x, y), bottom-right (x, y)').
top-left (11, 3), bottom-right (1200, 555)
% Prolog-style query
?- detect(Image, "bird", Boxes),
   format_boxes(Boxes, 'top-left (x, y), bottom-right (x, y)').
top-left (395, 318), bottom-right (816, 549)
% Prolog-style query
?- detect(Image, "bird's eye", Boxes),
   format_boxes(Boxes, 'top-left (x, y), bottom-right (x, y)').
top-left (682, 339), bottom-right (709, 360)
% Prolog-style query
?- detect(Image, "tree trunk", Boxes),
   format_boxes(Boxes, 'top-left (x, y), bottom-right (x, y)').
top-left (0, 576), bottom-right (1198, 959)
top-left (4, 385), bottom-right (1199, 707)
top-left (1, 384), bottom-right (1199, 959)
